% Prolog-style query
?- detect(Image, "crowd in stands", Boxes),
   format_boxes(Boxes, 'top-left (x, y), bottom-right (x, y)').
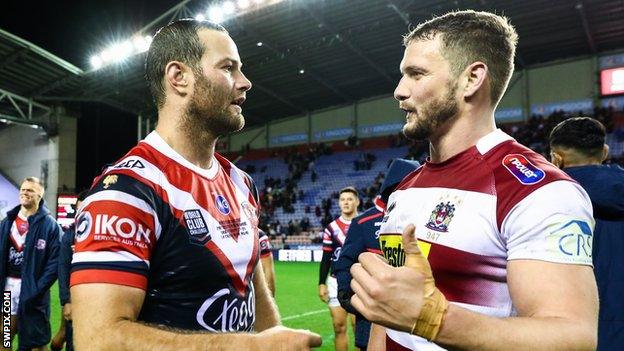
top-left (240, 106), bottom-right (624, 247)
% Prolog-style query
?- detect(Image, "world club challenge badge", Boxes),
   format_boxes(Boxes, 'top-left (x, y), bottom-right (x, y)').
top-left (184, 209), bottom-right (210, 245)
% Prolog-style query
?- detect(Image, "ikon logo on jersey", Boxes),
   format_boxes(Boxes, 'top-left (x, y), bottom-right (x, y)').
top-left (184, 209), bottom-right (211, 245)
top-left (91, 214), bottom-right (152, 247)
top-left (215, 195), bottom-right (231, 215)
top-left (502, 154), bottom-right (545, 185)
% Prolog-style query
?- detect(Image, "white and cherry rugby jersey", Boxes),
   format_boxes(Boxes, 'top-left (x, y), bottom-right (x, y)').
top-left (379, 129), bottom-right (594, 351)
top-left (70, 131), bottom-right (261, 332)
top-left (323, 216), bottom-right (351, 272)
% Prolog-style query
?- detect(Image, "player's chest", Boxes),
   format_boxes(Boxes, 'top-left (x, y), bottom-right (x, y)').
top-left (381, 187), bottom-right (505, 256)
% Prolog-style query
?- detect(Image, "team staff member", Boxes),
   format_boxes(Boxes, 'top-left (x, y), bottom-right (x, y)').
top-left (350, 10), bottom-right (598, 351)
top-left (319, 187), bottom-right (359, 351)
top-left (335, 159), bottom-right (420, 350)
top-left (550, 117), bottom-right (624, 351)
top-left (0, 177), bottom-right (61, 350)
top-left (70, 19), bottom-right (320, 350)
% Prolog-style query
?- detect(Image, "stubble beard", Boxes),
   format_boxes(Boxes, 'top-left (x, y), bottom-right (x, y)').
top-left (182, 72), bottom-right (245, 141)
top-left (402, 80), bottom-right (459, 141)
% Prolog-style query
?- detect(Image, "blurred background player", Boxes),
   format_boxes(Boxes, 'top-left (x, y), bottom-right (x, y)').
top-left (335, 159), bottom-right (420, 351)
top-left (51, 190), bottom-right (89, 351)
top-left (318, 186), bottom-right (360, 351)
top-left (549, 117), bottom-right (624, 351)
top-left (0, 177), bottom-right (61, 350)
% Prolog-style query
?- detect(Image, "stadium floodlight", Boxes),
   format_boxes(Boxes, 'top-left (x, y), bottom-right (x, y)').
top-left (99, 48), bottom-right (114, 63)
top-left (222, 1), bottom-right (236, 15)
top-left (90, 55), bottom-right (103, 70)
top-left (195, 13), bottom-right (206, 21)
top-left (299, 69), bottom-right (305, 74)
top-left (109, 41), bottom-right (134, 62)
top-left (208, 6), bottom-right (225, 23)
top-left (256, 42), bottom-right (263, 46)
top-left (132, 35), bottom-right (151, 53)
top-left (237, 0), bottom-right (250, 9)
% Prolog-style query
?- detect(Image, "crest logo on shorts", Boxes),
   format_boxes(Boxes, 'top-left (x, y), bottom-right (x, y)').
top-left (425, 201), bottom-right (456, 233)
top-left (184, 209), bottom-right (211, 245)
top-left (215, 195), bottom-right (231, 215)
top-left (502, 154), bottom-right (545, 185)
top-left (75, 211), bottom-right (93, 243)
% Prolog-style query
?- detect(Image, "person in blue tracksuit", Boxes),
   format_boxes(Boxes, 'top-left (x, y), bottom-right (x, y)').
top-left (550, 117), bottom-right (624, 351)
top-left (53, 190), bottom-right (88, 351)
top-left (0, 177), bottom-right (61, 350)
top-left (334, 159), bottom-right (420, 350)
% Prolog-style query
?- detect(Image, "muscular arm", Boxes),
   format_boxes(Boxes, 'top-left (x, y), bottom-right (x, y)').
top-left (253, 263), bottom-right (281, 331)
top-left (260, 255), bottom-right (276, 297)
top-left (351, 226), bottom-right (598, 351)
top-left (434, 260), bottom-right (598, 351)
top-left (71, 283), bottom-right (255, 351)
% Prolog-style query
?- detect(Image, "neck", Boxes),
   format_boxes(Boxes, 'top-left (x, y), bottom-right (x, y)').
top-left (19, 204), bottom-right (38, 218)
top-left (155, 107), bottom-right (217, 169)
top-left (341, 212), bottom-right (357, 221)
top-left (428, 106), bottom-right (496, 163)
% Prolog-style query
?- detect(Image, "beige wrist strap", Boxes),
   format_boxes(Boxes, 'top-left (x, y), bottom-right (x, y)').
top-left (410, 288), bottom-right (448, 341)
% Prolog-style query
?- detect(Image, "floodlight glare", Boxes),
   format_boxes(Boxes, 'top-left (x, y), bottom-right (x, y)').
top-left (299, 69), bottom-right (305, 74)
top-left (132, 35), bottom-right (150, 53)
top-left (256, 42), bottom-right (263, 46)
top-left (237, 0), bottom-right (250, 9)
top-left (100, 48), bottom-right (114, 63)
top-left (222, 1), bottom-right (236, 15)
top-left (195, 13), bottom-right (206, 21)
top-left (208, 6), bottom-right (224, 23)
top-left (253, 0), bottom-right (264, 4)
top-left (90, 55), bottom-right (103, 69)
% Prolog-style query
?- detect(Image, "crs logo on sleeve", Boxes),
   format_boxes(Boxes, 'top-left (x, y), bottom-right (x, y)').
top-left (547, 219), bottom-right (594, 263)
top-left (502, 154), bottom-right (545, 185)
top-left (75, 211), bottom-right (93, 243)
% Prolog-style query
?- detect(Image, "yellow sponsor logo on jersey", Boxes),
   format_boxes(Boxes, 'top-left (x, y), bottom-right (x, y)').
top-left (379, 233), bottom-right (432, 267)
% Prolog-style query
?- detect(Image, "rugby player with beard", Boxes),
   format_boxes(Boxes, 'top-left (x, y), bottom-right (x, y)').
top-left (349, 10), bottom-right (598, 351)
top-left (70, 19), bottom-right (321, 351)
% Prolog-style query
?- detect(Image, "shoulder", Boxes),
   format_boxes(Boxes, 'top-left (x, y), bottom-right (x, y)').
top-left (484, 141), bottom-right (577, 228)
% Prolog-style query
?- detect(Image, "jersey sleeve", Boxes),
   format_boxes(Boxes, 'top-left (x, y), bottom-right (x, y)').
top-left (322, 227), bottom-right (333, 252)
top-left (502, 180), bottom-right (594, 265)
top-left (70, 173), bottom-right (162, 290)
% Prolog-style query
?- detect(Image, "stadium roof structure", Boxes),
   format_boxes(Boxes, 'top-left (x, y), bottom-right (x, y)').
top-left (2, 0), bottom-right (624, 129)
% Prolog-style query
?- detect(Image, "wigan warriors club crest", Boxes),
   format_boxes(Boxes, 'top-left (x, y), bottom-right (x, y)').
top-left (425, 201), bottom-right (456, 232)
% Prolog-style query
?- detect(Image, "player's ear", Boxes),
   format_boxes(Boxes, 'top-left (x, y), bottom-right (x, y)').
top-left (165, 61), bottom-right (191, 97)
top-left (550, 148), bottom-right (564, 169)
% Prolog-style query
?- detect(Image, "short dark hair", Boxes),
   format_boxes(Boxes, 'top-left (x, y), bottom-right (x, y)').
top-left (145, 19), bottom-right (227, 109)
top-left (339, 186), bottom-right (359, 198)
top-left (403, 10), bottom-right (518, 106)
top-left (549, 117), bottom-right (606, 157)
top-left (76, 189), bottom-right (90, 202)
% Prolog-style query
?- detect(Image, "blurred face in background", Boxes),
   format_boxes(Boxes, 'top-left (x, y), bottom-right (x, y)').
top-left (19, 180), bottom-right (43, 209)
top-left (339, 191), bottom-right (359, 217)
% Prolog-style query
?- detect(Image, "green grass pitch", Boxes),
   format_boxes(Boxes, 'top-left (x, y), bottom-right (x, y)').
top-left (47, 261), bottom-right (357, 350)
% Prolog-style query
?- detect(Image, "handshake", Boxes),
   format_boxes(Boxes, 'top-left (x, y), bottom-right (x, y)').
top-left (349, 224), bottom-right (448, 341)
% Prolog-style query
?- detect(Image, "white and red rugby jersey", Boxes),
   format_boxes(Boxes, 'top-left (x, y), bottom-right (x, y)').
top-left (323, 216), bottom-right (351, 268)
top-left (380, 129), bottom-right (594, 351)
top-left (70, 131), bottom-right (260, 332)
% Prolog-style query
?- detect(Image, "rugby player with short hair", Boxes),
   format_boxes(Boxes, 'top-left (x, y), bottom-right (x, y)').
top-left (70, 19), bottom-right (321, 350)
top-left (318, 186), bottom-right (359, 351)
top-left (349, 10), bottom-right (598, 351)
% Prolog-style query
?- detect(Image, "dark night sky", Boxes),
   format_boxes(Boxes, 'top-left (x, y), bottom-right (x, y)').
top-left (1, 0), bottom-right (181, 190)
